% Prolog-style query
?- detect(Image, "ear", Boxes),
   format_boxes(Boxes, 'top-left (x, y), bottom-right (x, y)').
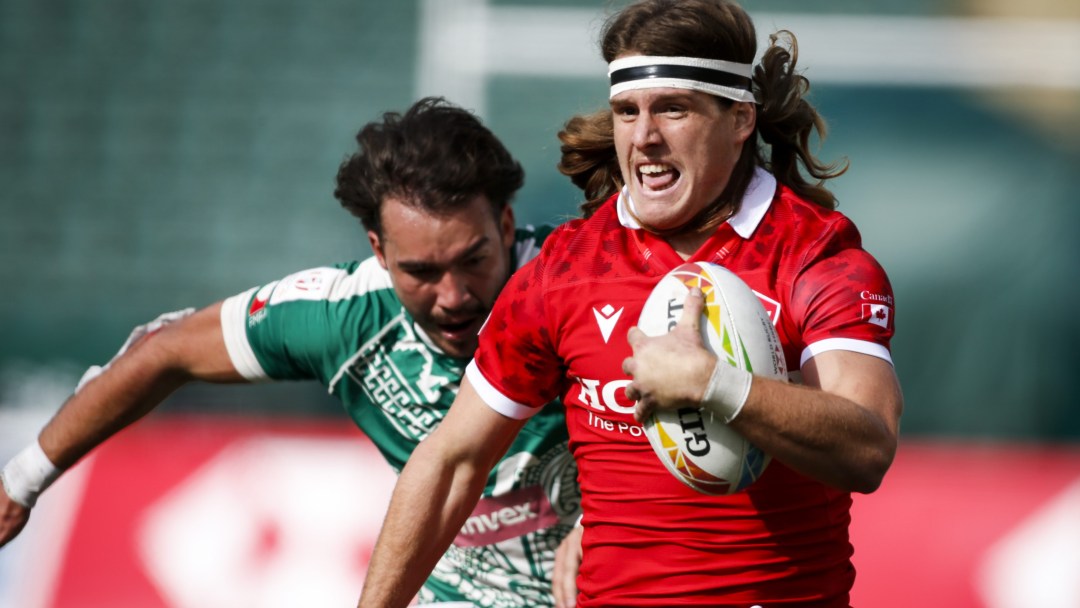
top-left (499, 205), bottom-right (516, 250)
top-left (732, 101), bottom-right (756, 144)
top-left (368, 230), bottom-right (388, 269)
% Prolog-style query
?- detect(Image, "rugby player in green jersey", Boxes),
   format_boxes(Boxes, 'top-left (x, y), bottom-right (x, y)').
top-left (0, 97), bottom-right (582, 607)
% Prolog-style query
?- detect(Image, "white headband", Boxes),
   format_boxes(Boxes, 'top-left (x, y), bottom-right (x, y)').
top-left (608, 55), bottom-right (757, 104)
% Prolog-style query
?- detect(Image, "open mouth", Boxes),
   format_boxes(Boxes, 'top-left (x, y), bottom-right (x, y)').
top-left (638, 162), bottom-right (680, 193)
top-left (436, 317), bottom-right (479, 339)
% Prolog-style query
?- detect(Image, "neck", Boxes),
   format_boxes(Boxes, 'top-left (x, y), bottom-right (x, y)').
top-left (645, 200), bottom-right (734, 259)
top-left (666, 228), bottom-right (714, 260)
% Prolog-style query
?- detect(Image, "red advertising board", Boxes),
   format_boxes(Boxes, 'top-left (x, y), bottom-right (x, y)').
top-left (5, 417), bottom-right (1079, 607)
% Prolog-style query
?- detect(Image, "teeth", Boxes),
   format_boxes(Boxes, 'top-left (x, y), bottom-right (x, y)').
top-left (639, 163), bottom-right (671, 175)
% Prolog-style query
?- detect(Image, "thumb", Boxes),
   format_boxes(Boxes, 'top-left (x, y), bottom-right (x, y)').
top-left (676, 287), bottom-right (705, 333)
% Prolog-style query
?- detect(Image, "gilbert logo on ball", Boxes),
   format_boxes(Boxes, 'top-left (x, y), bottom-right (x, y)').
top-left (637, 262), bottom-right (787, 495)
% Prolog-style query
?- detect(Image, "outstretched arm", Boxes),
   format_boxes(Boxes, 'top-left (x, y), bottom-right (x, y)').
top-left (0, 302), bottom-right (244, 549)
top-left (624, 288), bottom-right (903, 493)
top-left (358, 378), bottom-right (526, 607)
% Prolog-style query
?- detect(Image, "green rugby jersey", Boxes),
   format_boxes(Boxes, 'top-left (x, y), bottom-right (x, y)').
top-left (219, 226), bottom-right (580, 607)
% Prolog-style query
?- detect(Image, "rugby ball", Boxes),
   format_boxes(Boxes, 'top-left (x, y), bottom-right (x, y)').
top-left (638, 262), bottom-right (787, 495)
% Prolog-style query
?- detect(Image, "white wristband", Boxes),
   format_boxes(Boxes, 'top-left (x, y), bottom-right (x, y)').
top-left (701, 361), bottom-right (753, 424)
top-left (1, 441), bottom-right (61, 508)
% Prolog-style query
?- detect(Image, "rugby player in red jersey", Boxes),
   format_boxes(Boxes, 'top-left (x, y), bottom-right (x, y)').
top-left (359, 1), bottom-right (903, 606)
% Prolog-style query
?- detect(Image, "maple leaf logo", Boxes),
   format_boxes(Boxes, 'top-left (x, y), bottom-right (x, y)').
top-left (862, 303), bottom-right (890, 328)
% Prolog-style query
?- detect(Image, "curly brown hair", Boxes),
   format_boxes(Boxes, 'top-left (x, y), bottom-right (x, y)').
top-left (335, 97), bottom-right (525, 236)
top-left (558, 0), bottom-right (846, 221)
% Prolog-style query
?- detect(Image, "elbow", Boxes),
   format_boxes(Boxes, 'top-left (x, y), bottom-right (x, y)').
top-left (847, 406), bottom-right (902, 494)
top-left (848, 471), bottom-right (885, 495)
top-left (823, 432), bottom-right (898, 494)
top-left (847, 445), bottom-right (896, 494)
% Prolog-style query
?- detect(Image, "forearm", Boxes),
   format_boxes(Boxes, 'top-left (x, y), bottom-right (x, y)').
top-left (28, 303), bottom-right (238, 472)
top-left (729, 375), bottom-right (899, 493)
top-left (626, 318), bottom-right (902, 493)
top-left (2, 304), bottom-right (241, 547)
top-left (2, 339), bottom-right (189, 514)
top-left (359, 379), bottom-right (525, 607)
top-left (358, 437), bottom-right (490, 607)
top-left (39, 352), bottom-right (190, 469)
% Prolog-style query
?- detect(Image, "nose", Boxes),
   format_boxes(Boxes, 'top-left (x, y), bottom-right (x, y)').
top-left (631, 112), bottom-right (661, 149)
top-left (435, 270), bottom-right (474, 312)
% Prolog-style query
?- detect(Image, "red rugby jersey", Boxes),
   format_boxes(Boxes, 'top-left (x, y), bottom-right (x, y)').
top-left (468, 169), bottom-right (895, 607)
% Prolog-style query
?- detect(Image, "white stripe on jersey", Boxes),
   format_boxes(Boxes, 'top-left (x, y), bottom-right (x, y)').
top-left (800, 337), bottom-right (893, 368)
top-left (220, 259), bottom-right (397, 382)
top-left (465, 360), bottom-right (538, 420)
top-left (220, 286), bottom-right (271, 381)
top-left (268, 258), bottom-right (393, 306)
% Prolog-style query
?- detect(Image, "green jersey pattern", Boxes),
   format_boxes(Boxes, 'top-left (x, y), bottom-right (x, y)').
top-left (219, 226), bottom-right (580, 607)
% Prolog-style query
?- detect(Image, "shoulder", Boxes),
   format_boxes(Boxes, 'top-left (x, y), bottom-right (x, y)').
top-left (266, 259), bottom-right (396, 304)
top-left (234, 259), bottom-right (401, 332)
top-left (226, 260), bottom-right (406, 371)
top-left (497, 205), bottom-right (618, 311)
top-left (768, 187), bottom-right (866, 266)
top-left (519, 200), bottom-right (621, 286)
top-left (542, 197), bottom-right (620, 254)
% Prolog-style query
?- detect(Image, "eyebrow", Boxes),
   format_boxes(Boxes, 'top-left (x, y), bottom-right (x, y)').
top-left (611, 90), bottom-right (698, 108)
top-left (396, 237), bottom-right (491, 272)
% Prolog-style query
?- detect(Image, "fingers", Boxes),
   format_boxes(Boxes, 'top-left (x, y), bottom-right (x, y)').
top-left (677, 287), bottom-right (705, 332)
top-left (552, 525), bottom-right (582, 608)
top-left (633, 395), bottom-right (654, 423)
top-left (0, 498), bottom-right (31, 549)
top-left (624, 289), bottom-right (704, 422)
top-left (552, 544), bottom-right (568, 607)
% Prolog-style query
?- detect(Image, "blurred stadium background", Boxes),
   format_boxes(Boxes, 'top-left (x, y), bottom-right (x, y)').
top-left (1, 0), bottom-right (1078, 606)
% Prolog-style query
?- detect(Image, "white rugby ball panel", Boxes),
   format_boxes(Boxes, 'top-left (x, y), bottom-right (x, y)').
top-left (637, 262), bottom-right (785, 495)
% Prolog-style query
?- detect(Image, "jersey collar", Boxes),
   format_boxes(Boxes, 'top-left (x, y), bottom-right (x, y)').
top-left (616, 166), bottom-right (776, 239)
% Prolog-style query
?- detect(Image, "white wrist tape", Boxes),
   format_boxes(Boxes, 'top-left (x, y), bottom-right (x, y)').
top-left (701, 361), bottom-right (753, 424)
top-left (1, 441), bottom-right (61, 508)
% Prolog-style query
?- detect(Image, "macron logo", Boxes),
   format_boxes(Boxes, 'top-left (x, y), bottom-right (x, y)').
top-left (593, 304), bottom-right (624, 343)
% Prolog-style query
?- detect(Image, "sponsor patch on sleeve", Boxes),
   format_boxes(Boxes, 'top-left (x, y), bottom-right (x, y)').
top-left (861, 303), bottom-right (891, 328)
top-left (268, 268), bottom-right (345, 306)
